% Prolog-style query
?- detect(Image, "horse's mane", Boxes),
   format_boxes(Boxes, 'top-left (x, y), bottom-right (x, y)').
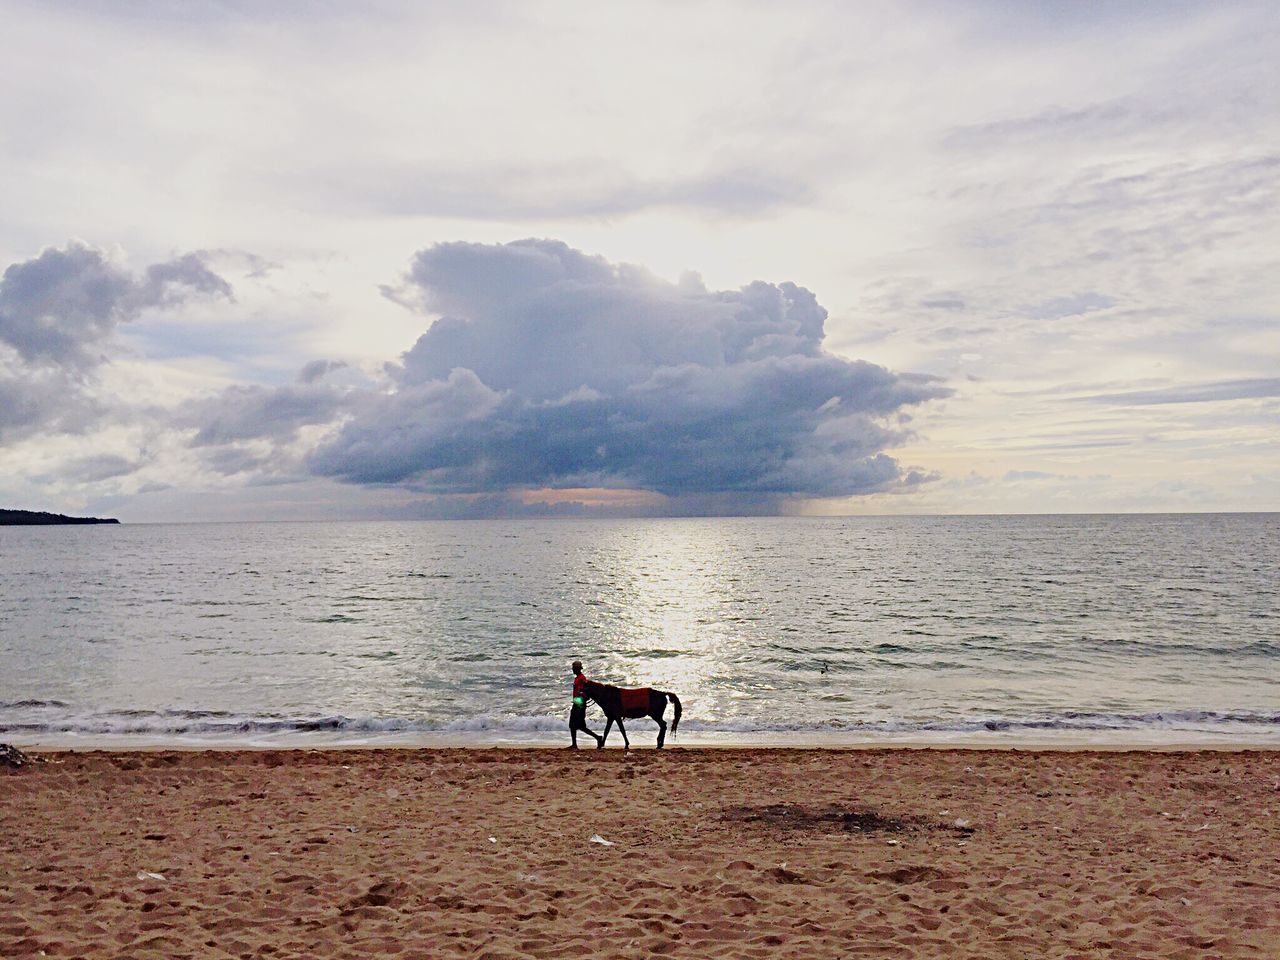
top-left (583, 679), bottom-right (620, 693)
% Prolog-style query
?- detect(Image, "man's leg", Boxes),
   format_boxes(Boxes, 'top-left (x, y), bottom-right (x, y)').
top-left (572, 705), bottom-right (603, 748)
top-left (569, 705), bottom-right (581, 748)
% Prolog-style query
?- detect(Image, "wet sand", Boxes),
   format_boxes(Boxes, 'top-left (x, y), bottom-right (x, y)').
top-left (3, 747), bottom-right (1278, 958)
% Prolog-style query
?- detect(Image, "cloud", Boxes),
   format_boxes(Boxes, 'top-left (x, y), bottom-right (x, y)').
top-left (181, 381), bottom-right (347, 447)
top-left (0, 241), bottom-right (233, 445)
top-left (0, 366), bottom-right (103, 439)
top-left (143, 252), bottom-right (233, 304)
top-left (0, 244), bottom-right (132, 370)
top-left (337, 164), bottom-right (811, 221)
top-left (1003, 469), bottom-right (1064, 482)
top-left (0, 241), bottom-right (231, 370)
top-left (944, 99), bottom-right (1189, 150)
top-left (1026, 292), bottom-right (1117, 321)
top-left (169, 359), bottom-right (357, 479)
top-left (1076, 377), bottom-right (1280, 406)
top-left (310, 239), bottom-right (949, 502)
top-left (297, 359), bottom-right (347, 384)
top-left (57, 453), bottom-right (146, 483)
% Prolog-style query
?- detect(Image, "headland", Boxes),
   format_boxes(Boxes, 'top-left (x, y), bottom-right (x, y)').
top-left (0, 508), bottom-right (119, 525)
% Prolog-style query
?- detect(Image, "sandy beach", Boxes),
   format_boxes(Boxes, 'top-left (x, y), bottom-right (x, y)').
top-left (3, 746), bottom-right (1278, 959)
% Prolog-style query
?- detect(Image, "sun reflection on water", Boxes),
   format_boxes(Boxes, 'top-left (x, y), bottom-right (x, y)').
top-left (582, 520), bottom-right (772, 725)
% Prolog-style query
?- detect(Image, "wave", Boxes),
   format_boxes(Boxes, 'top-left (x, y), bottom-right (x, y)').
top-left (0, 699), bottom-right (70, 709)
top-left (2, 706), bottom-right (1277, 739)
top-left (688, 709), bottom-right (1280, 734)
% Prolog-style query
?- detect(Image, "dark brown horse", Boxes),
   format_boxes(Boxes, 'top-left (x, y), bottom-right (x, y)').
top-left (581, 679), bottom-right (682, 749)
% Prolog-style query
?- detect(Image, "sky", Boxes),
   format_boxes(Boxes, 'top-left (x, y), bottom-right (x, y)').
top-left (1, 0), bottom-right (1277, 520)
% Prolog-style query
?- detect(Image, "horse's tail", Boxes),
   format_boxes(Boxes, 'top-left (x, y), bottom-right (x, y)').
top-left (666, 691), bottom-right (682, 736)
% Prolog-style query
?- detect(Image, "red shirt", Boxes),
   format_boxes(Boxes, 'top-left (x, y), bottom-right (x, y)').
top-left (573, 674), bottom-right (588, 698)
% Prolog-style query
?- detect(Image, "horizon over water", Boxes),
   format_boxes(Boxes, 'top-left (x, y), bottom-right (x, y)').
top-left (1, 514), bottom-right (1276, 749)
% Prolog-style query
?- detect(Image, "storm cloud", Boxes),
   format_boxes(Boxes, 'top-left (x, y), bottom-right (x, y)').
top-left (309, 240), bottom-right (948, 501)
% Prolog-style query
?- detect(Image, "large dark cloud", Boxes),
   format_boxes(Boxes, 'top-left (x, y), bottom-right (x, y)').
top-left (310, 239), bottom-right (948, 500)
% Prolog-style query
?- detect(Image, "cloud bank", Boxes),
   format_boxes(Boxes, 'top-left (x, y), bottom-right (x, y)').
top-left (308, 239), bottom-right (947, 504)
top-left (4, 238), bottom-right (950, 516)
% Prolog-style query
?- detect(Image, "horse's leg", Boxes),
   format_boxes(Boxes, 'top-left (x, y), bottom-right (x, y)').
top-left (650, 694), bottom-right (668, 749)
top-left (599, 717), bottom-right (613, 749)
top-left (616, 717), bottom-right (630, 750)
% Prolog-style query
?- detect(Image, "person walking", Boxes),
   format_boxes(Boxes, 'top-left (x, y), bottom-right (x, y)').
top-left (568, 660), bottom-right (603, 749)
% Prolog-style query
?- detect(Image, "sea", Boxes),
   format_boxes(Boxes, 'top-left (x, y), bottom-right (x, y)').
top-left (1, 514), bottom-right (1276, 749)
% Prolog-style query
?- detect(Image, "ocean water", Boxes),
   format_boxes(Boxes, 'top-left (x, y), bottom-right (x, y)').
top-left (1, 515), bottom-right (1276, 748)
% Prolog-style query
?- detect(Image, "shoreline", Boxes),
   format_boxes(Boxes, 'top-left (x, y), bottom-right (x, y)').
top-left (8, 729), bottom-right (1280, 753)
top-left (10, 744), bottom-right (1280, 759)
top-left (14, 741), bottom-right (1280, 754)
top-left (5, 745), bottom-right (1277, 958)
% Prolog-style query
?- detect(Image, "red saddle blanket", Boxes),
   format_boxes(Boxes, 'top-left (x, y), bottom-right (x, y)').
top-left (619, 687), bottom-right (651, 712)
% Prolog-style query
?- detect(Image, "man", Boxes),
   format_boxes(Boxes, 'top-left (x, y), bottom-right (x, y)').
top-left (568, 660), bottom-right (603, 749)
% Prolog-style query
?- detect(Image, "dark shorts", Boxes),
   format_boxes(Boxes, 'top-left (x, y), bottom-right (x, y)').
top-left (569, 703), bottom-right (589, 728)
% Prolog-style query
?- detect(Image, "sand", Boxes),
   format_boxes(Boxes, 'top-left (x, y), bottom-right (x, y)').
top-left (2, 747), bottom-right (1278, 959)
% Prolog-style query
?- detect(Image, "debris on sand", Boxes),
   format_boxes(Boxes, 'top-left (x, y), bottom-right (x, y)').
top-left (342, 880), bottom-right (408, 915)
top-left (0, 744), bottom-right (30, 769)
top-left (724, 804), bottom-right (908, 834)
top-left (722, 803), bottom-right (975, 838)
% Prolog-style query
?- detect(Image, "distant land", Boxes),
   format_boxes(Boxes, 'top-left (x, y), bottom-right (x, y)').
top-left (0, 509), bottom-right (120, 525)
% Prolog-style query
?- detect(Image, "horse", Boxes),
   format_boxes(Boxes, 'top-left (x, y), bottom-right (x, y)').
top-left (581, 679), bottom-right (682, 749)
